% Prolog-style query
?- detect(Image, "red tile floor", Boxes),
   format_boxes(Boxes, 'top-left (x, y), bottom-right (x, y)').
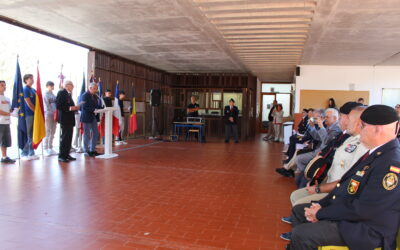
top-left (0, 137), bottom-right (296, 250)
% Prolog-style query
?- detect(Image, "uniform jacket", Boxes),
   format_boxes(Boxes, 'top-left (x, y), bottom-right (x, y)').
top-left (224, 105), bottom-right (239, 125)
top-left (56, 89), bottom-right (75, 126)
top-left (80, 91), bottom-right (98, 123)
top-left (317, 139), bottom-right (400, 250)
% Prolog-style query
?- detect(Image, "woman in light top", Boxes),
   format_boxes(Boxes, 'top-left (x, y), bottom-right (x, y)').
top-left (272, 104), bottom-right (284, 142)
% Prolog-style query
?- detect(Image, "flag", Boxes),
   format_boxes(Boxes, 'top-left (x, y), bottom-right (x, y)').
top-left (32, 66), bottom-right (46, 149)
top-left (78, 72), bottom-right (86, 135)
top-left (58, 66), bottom-right (65, 89)
top-left (54, 66), bottom-right (64, 121)
top-left (11, 58), bottom-right (28, 150)
top-left (78, 71), bottom-right (86, 104)
top-left (97, 78), bottom-right (106, 137)
top-left (112, 81), bottom-right (121, 137)
top-left (89, 71), bottom-right (97, 83)
top-left (129, 85), bottom-right (137, 134)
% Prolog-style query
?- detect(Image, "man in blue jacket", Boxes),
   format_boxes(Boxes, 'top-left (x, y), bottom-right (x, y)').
top-left (284, 105), bottom-right (400, 250)
top-left (81, 82), bottom-right (101, 157)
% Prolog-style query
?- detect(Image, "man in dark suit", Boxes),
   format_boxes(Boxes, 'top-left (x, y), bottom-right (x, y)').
top-left (81, 82), bottom-right (101, 157)
top-left (284, 105), bottom-right (400, 250)
top-left (224, 98), bottom-right (239, 143)
top-left (56, 80), bottom-right (80, 162)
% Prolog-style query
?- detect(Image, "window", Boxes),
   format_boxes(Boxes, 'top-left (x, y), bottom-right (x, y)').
top-left (262, 83), bottom-right (293, 93)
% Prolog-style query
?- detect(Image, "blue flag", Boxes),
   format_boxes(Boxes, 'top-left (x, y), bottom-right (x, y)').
top-left (11, 59), bottom-right (28, 150)
top-left (97, 79), bottom-right (103, 108)
top-left (77, 72), bottom-right (85, 104)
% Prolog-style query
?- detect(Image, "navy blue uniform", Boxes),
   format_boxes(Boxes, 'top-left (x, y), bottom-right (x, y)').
top-left (224, 105), bottom-right (239, 142)
top-left (317, 139), bottom-right (400, 249)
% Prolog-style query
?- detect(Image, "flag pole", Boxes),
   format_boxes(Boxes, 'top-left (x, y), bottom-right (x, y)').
top-left (37, 60), bottom-right (44, 158)
top-left (16, 55), bottom-right (21, 163)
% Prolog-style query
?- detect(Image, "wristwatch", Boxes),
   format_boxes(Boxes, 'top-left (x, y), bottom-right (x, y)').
top-left (315, 185), bottom-right (321, 193)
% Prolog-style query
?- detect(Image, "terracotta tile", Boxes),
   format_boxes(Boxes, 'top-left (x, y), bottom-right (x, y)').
top-left (0, 137), bottom-right (294, 249)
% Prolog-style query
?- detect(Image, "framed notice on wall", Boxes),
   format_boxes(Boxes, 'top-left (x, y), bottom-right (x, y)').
top-left (136, 102), bottom-right (146, 113)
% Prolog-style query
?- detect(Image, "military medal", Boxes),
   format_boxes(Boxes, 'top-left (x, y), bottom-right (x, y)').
top-left (356, 171), bottom-right (365, 177)
top-left (348, 179), bottom-right (360, 194)
top-left (382, 173), bottom-right (398, 191)
top-left (389, 166), bottom-right (400, 174)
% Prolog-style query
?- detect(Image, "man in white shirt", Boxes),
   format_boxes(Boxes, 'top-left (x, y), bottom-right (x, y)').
top-left (43, 81), bottom-right (58, 156)
top-left (0, 81), bottom-right (15, 163)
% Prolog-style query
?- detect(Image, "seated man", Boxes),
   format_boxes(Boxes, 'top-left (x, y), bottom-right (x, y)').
top-left (277, 109), bottom-right (323, 177)
top-left (283, 105), bottom-right (400, 250)
top-left (280, 104), bottom-right (367, 229)
top-left (283, 109), bottom-right (314, 164)
top-left (294, 108), bottom-right (342, 187)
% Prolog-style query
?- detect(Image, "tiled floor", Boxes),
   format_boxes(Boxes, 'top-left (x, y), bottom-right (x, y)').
top-left (0, 137), bottom-right (296, 250)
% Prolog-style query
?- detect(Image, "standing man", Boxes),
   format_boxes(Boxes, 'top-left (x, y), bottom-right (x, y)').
top-left (81, 82), bottom-right (101, 157)
top-left (224, 98), bottom-right (239, 143)
top-left (264, 100), bottom-right (278, 141)
top-left (56, 80), bottom-right (79, 162)
top-left (103, 89), bottom-right (113, 107)
top-left (115, 90), bottom-right (127, 145)
top-left (187, 95), bottom-right (200, 117)
top-left (0, 81), bottom-right (15, 163)
top-left (22, 74), bottom-right (38, 160)
top-left (43, 81), bottom-right (58, 156)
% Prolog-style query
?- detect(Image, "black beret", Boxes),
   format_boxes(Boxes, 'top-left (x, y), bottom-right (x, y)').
top-left (360, 105), bottom-right (399, 125)
top-left (339, 102), bottom-right (363, 114)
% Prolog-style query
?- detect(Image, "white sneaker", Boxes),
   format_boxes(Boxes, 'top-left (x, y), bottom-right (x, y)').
top-left (21, 156), bottom-right (30, 161)
top-left (29, 155), bottom-right (39, 160)
top-left (76, 148), bottom-right (84, 153)
top-left (115, 141), bottom-right (122, 146)
top-left (121, 141), bottom-right (128, 145)
top-left (50, 149), bottom-right (58, 155)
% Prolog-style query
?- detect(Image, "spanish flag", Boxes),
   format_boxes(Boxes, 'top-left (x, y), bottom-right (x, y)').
top-left (32, 66), bottom-right (46, 149)
top-left (129, 85), bottom-right (137, 134)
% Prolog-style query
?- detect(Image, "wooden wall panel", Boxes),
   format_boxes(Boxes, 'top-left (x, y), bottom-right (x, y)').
top-left (110, 59), bottom-right (124, 73)
top-left (95, 53), bottom-right (110, 70)
top-left (136, 65), bottom-right (145, 78)
top-left (135, 78), bottom-right (145, 101)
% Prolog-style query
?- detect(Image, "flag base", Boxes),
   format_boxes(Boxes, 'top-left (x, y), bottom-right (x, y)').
top-left (95, 153), bottom-right (118, 159)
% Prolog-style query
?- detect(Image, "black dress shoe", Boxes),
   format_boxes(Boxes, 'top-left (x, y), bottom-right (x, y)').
top-left (91, 151), bottom-right (101, 156)
top-left (67, 155), bottom-right (76, 161)
top-left (58, 157), bottom-right (69, 162)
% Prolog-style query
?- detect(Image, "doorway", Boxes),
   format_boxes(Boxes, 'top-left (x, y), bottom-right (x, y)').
top-left (259, 83), bottom-right (293, 133)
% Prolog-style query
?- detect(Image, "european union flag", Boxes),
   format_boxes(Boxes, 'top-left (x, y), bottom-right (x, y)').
top-left (77, 71), bottom-right (85, 104)
top-left (11, 59), bottom-right (28, 150)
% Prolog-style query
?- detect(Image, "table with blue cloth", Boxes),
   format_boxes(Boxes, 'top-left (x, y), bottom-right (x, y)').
top-left (173, 122), bottom-right (205, 142)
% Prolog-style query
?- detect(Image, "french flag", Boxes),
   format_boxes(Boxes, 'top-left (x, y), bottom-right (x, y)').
top-left (112, 81), bottom-right (121, 137)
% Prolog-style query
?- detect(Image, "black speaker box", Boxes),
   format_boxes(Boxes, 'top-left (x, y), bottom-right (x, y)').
top-left (296, 66), bottom-right (300, 76)
top-left (150, 89), bottom-right (161, 106)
